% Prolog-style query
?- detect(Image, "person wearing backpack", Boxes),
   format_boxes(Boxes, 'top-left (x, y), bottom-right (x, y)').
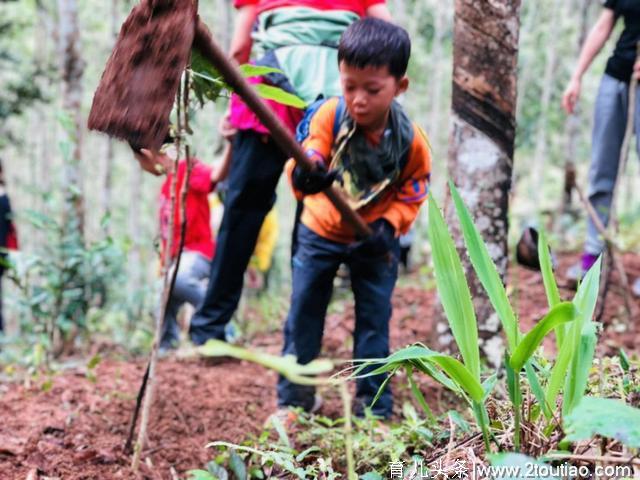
top-left (561, 0), bottom-right (640, 292)
top-left (184, 0), bottom-right (392, 345)
top-left (276, 19), bottom-right (432, 420)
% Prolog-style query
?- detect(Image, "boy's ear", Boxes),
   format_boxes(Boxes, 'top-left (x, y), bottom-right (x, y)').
top-left (396, 76), bottom-right (409, 95)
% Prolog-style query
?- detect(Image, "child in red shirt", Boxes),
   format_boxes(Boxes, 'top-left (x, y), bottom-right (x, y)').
top-left (135, 148), bottom-right (230, 350)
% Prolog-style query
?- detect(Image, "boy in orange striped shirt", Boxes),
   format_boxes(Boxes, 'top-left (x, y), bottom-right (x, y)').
top-left (278, 18), bottom-right (432, 418)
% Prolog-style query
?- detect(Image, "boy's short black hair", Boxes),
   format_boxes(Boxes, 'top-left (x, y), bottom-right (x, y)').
top-left (338, 18), bottom-right (411, 78)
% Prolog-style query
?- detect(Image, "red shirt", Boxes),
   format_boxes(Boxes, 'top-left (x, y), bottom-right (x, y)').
top-left (233, 0), bottom-right (385, 17)
top-left (159, 160), bottom-right (216, 262)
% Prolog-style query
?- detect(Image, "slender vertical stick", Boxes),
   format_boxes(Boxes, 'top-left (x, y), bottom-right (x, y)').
top-left (131, 72), bottom-right (189, 471)
top-left (340, 383), bottom-right (356, 480)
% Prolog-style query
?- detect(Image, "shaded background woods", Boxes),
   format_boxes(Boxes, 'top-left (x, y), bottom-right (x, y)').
top-left (0, 0), bottom-right (636, 358)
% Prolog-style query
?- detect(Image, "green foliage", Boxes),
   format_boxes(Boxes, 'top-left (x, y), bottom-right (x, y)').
top-left (449, 181), bottom-right (519, 351)
top-left (544, 257), bottom-right (601, 417)
top-left (426, 195), bottom-right (480, 379)
top-left (489, 453), bottom-right (558, 480)
top-left (200, 404), bottom-right (437, 479)
top-left (564, 397), bottom-right (640, 448)
top-left (189, 52), bottom-right (306, 109)
top-left (0, 2), bottom-right (51, 148)
top-left (198, 340), bottom-right (334, 386)
top-left (4, 207), bottom-right (127, 364)
top-left (509, 303), bottom-right (575, 373)
top-left (190, 50), bottom-right (225, 107)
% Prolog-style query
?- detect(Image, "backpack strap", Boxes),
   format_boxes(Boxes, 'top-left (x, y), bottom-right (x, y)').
top-left (332, 96), bottom-right (345, 138)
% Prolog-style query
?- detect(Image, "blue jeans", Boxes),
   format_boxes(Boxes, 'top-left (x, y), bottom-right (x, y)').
top-left (585, 74), bottom-right (640, 255)
top-left (277, 224), bottom-right (400, 418)
top-left (190, 131), bottom-right (287, 344)
top-left (162, 251), bottom-right (210, 349)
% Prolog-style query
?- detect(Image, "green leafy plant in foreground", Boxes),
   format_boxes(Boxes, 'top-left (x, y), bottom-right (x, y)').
top-left (353, 182), bottom-right (600, 452)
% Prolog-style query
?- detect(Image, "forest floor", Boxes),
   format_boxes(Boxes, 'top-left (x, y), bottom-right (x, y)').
top-left (1, 253), bottom-right (639, 480)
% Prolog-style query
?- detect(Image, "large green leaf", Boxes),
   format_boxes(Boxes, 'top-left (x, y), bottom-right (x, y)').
top-left (538, 228), bottom-right (564, 349)
top-left (489, 453), bottom-right (559, 480)
top-left (525, 362), bottom-right (551, 419)
top-left (429, 354), bottom-right (484, 403)
top-left (198, 340), bottom-right (333, 386)
top-left (239, 64), bottom-right (284, 77)
top-left (353, 344), bottom-right (481, 402)
top-left (509, 302), bottom-right (576, 372)
top-left (537, 228), bottom-right (561, 308)
top-left (427, 196), bottom-right (480, 380)
top-left (254, 84), bottom-right (307, 109)
top-left (449, 181), bottom-right (519, 351)
top-left (564, 397), bottom-right (640, 448)
top-left (562, 322), bottom-right (597, 416)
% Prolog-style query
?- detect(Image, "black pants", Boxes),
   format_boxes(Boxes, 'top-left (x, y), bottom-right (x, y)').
top-left (189, 130), bottom-right (287, 344)
top-left (277, 225), bottom-right (400, 418)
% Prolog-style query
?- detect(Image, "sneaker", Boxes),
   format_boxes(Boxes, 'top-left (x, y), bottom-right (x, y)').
top-left (566, 252), bottom-right (599, 289)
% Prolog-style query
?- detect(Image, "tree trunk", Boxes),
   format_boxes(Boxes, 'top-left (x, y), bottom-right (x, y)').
top-left (427, 0), bottom-right (447, 136)
top-left (531, 0), bottom-right (561, 193)
top-left (514, 2), bottom-right (538, 123)
top-left (57, 0), bottom-right (85, 235)
top-left (438, 0), bottom-right (521, 368)
top-left (128, 163), bottom-right (143, 292)
top-left (562, 0), bottom-right (592, 212)
top-left (102, 0), bottom-right (119, 230)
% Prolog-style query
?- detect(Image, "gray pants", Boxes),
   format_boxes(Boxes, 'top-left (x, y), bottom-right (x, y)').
top-left (162, 251), bottom-right (211, 348)
top-left (586, 74), bottom-right (640, 255)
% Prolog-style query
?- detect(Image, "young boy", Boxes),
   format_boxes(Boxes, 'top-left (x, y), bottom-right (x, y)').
top-left (278, 18), bottom-right (431, 418)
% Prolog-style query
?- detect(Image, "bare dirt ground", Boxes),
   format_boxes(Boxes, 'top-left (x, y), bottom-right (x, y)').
top-left (1, 253), bottom-right (638, 479)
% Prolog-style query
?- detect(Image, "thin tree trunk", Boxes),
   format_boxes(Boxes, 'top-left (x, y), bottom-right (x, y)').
top-left (57, 0), bottom-right (85, 235)
top-left (531, 0), bottom-right (561, 193)
top-left (515, 2), bottom-right (538, 123)
top-left (427, 0), bottom-right (446, 135)
top-left (562, 0), bottom-right (593, 212)
top-left (439, 0), bottom-right (521, 368)
top-left (102, 0), bottom-right (119, 229)
top-left (128, 163), bottom-right (143, 289)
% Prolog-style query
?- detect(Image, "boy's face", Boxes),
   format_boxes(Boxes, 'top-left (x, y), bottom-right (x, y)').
top-left (339, 61), bottom-right (408, 132)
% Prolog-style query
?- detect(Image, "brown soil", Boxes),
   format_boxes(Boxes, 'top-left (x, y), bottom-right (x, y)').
top-left (1, 254), bottom-right (638, 479)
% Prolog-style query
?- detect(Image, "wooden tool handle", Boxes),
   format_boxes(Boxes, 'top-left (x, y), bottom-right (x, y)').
top-left (193, 19), bottom-right (372, 238)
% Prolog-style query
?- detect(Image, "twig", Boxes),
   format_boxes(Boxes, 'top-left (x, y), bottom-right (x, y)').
top-left (546, 452), bottom-right (640, 467)
top-left (130, 70), bottom-right (193, 470)
top-left (574, 183), bottom-right (632, 320)
top-left (340, 383), bottom-right (356, 480)
top-left (445, 413), bottom-right (456, 465)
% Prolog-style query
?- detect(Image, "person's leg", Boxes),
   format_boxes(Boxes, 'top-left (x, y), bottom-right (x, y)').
top-left (584, 74), bottom-right (628, 257)
top-left (190, 131), bottom-right (287, 345)
top-left (348, 242), bottom-right (400, 419)
top-left (632, 83), bottom-right (640, 296)
top-left (290, 200), bottom-right (304, 261)
top-left (0, 271), bottom-right (4, 333)
top-left (161, 252), bottom-right (209, 349)
top-left (277, 224), bottom-right (343, 410)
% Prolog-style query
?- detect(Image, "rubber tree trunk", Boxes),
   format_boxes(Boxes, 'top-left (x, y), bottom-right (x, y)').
top-left (57, 0), bottom-right (85, 235)
top-left (439, 0), bottom-right (521, 368)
